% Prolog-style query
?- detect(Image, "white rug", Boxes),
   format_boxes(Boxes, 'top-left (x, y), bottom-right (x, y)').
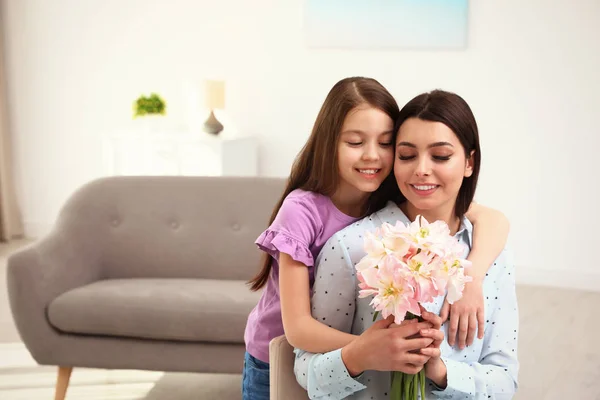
top-left (0, 343), bottom-right (243, 400)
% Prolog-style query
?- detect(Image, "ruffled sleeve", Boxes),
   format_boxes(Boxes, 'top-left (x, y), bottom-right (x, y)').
top-left (255, 229), bottom-right (314, 267)
top-left (255, 194), bottom-right (320, 267)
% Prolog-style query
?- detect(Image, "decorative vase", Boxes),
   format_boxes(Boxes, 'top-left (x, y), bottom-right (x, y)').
top-left (203, 109), bottom-right (224, 135)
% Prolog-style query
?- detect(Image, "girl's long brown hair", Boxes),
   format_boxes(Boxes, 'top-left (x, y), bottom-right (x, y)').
top-left (248, 77), bottom-right (401, 291)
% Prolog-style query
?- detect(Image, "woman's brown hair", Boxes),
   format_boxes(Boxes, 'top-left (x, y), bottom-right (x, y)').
top-left (393, 89), bottom-right (481, 220)
top-left (248, 77), bottom-right (400, 291)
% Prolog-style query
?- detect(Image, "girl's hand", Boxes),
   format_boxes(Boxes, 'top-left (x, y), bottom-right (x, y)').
top-left (439, 279), bottom-right (484, 349)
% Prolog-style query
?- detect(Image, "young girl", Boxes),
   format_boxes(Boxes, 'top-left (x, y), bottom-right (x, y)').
top-left (242, 77), bottom-right (508, 399)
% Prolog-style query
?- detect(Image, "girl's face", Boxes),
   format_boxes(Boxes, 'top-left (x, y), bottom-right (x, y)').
top-left (336, 105), bottom-right (395, 201)
top-left (394, 118), bottom-right (474, 221)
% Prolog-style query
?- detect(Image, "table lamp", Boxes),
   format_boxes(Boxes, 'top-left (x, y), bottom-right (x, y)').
top-left (203, 80), bottom-right (225, 135)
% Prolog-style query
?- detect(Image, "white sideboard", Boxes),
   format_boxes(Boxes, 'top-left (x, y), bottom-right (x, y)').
top-left (103, 131), bottom-right (258, 177)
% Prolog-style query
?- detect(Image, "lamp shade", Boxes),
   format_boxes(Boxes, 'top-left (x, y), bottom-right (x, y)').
top-left (205, 80), bottom-right (225, 109)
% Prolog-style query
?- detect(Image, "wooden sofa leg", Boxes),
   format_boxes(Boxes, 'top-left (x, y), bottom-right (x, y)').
top-left (55, 366), bottom-right (73, 400)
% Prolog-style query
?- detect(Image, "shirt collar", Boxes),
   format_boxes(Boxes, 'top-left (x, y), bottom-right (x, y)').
top-left (376, 201), bottom-right (473, 249)
top-left (456, 217), bottom-right (473, 250)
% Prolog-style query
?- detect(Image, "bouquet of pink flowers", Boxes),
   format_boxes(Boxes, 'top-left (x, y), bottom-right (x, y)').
top-left (356, 216), bottom-right (472, 400)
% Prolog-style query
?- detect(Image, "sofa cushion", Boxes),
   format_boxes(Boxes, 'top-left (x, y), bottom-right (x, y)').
top-left (47, 278), bottom-right (260, 343)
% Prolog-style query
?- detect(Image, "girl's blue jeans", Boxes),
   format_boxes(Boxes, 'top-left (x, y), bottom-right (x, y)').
top-left (242, 351), bottom-right (270, 400)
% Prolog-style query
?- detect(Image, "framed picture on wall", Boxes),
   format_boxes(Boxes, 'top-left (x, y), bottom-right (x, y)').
top-left (304, 0), bottom-right (469, 50)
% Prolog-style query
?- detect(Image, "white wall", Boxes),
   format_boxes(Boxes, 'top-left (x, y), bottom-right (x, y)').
top-left (2, 0), bottom-right (599, 291)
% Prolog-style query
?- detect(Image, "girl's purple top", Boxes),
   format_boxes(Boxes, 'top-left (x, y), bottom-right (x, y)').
top-left (244, 189), bottom-right (359, 363)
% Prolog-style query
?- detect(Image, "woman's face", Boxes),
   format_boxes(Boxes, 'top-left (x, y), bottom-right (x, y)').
top-left (336, 105), bottom-right (395, 198)
top-left (394, 118), bottom-right (474, 219)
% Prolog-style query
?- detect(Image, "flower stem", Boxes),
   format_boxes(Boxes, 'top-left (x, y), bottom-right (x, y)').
top-left (391, 371), bottom-right (402, 400)
top-left (373, 311), bottom-right (380, 322)
top-left (404, 374), bottom-right (412, 400)
top-left (414, 373), bottom-right (420, 398)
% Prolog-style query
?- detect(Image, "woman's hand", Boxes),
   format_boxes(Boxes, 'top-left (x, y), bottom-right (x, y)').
top-left (425, 357), bottom-right (448, 389)
top-left (440, 279), bottom-right (484, 349)
top-left (418, 306), bottom-right (444, 356)
top-left (341, 317), bottom-right (435, 376)
top-left (418, 306), bottom-right (448, 388)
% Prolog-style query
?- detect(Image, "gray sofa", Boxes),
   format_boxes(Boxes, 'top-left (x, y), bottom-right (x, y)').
top-left (6, 176), bottom-right (286, 399)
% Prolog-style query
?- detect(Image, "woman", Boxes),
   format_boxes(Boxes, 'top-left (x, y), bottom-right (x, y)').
top-left (293, 90), bottom-right (519, 400)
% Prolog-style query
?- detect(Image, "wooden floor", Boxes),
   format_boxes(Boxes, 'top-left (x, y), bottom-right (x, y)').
top-left (1, 240), bottom-right (599, 399)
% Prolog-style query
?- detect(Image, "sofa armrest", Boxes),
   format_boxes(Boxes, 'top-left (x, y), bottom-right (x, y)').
top-left (269, 335), bottom-right (309, 400)
top-left (7, 228), bottom-right (103, 360)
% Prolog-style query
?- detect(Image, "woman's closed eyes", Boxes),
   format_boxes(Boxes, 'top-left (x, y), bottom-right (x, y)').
top-left (397, 154), bottom-right (453, 162)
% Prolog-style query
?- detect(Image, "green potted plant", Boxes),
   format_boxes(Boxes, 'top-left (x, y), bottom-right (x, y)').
top-left (133, 93), bottom-right (166, 118)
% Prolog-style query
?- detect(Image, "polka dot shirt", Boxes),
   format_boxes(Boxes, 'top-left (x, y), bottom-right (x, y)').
top-left (293, 202), bottom-right (519, 399)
